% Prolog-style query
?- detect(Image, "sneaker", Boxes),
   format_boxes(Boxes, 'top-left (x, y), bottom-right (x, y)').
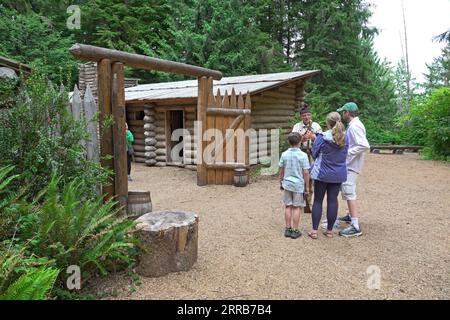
top-left (320, 219), bottom-right (340, 230)
top-left (128, 175), bottom-right (133, 181)
top-left (339, 225), bottom-right (362, 237)
top-left (284, 227), bottom-right (293, 238)
top-left (338, 214), bottom-right (352, 223)
top-left (290, 229), bottom-right (302, 239)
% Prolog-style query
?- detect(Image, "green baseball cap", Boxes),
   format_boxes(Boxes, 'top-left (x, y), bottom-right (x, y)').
top-left (337, 102), bottom-right (358, 112)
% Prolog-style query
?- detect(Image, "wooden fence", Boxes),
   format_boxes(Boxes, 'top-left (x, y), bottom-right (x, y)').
top-left (70, 83), bottom-right (100, 162)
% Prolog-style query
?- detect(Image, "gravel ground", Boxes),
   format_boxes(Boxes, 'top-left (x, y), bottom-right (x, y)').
top-left (90, 153), bottom-right (450, 299)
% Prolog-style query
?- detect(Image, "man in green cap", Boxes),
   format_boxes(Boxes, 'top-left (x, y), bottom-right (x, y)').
top-left (335, 102), bottom-right (370, 237)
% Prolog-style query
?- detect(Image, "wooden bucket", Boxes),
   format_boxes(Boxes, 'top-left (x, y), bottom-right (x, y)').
top-left (233, 168), bottom-right (248, 187)
top-left (127, 190), bottom-right (152, 219)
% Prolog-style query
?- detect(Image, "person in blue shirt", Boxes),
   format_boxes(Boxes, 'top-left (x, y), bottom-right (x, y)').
top-left (278, 132), bottom-right (311, 239)
top-left (308, 112), bottom-right (349, 239)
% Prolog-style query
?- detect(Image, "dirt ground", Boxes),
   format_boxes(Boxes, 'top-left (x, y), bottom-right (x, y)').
top-left (91, 153), bottom-right (450, 299)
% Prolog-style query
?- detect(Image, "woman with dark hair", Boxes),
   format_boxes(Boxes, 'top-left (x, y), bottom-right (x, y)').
top-left (308, 112), bottom-right (348, 239)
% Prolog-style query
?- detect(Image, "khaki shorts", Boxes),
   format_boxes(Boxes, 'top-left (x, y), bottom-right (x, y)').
top-left (341, 170), bottom-right (358, 201)
top-left (283, 190), bottom-right (306, 207)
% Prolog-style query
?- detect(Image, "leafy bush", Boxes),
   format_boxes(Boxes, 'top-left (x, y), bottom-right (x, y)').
top-left (0, 243), bottom-right (58, 300)
top-left (18, 176), bottom-right (137, 285)
top-left (399, 87), bottom-right (450, 160)
top-left (0, 71), bottom-right (110, 198)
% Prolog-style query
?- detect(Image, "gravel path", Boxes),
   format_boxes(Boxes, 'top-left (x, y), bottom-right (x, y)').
top-left (92, 153), bottom-right (450, 299)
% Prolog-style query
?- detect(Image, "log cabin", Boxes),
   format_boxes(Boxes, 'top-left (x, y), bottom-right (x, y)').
top-left (124, 70), bottom-right (320, 169)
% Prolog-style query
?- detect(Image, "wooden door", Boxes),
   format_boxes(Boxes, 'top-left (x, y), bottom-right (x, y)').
top-left (201, 88), bottom-right (252, 185)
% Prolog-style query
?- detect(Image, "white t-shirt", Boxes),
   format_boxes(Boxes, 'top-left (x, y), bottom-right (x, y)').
top-left (292, 121), bottom-right (322, 150)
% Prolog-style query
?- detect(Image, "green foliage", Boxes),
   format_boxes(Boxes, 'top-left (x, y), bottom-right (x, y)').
top-left (399, 87), bottom-right (450, 160)
top-left (0, 242), bottom-right (58, 300)
top-left (0, 71), bottom-right (110, 198)
top-left (1, 266), bottom-right (59, 300)
top-left (19, 176), bottom-right (137, 283)
top-left (0, 5), bottom-right (77, 84)
top-left (423, 43), bottom-right (450, 93)
top-left (0, 77), bottom-right (19, 108)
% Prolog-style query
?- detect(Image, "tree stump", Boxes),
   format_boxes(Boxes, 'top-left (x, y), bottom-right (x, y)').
top-left (134, 210), bottom-right (198, 277)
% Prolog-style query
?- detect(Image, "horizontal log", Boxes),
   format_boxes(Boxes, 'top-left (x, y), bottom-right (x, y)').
top-left (260, 91), bottom-right (295, 100)
top-left (133, 139), bottom-right (145, 146)
top-left (145, 152), bottom-right (157, 158)
top-left (155, 127), bottom-right (165, 134)
top-left (144, 123), bottom-right (156, 131)
top-left (133, 144), bottom-right (146, 152)
top-left (252, 102), bottom-right (295, 110)
top-left (156, 141), bottom-right (166, 148)
top-left (274, 86), bottom-right (296, 95)
top-left (155, 134), bottom-right (166, 141)
top-left (145, 138), bottom-right (157, 146)
top-left (133, 132), bottom-right (145, 139)
top-left (145, 159), bottom-right (156, 166)
top-left (155, 156), bottom-right (167, 162)
top-left (145, 131), bottom-right (156, 138)
top-left (134, 157), bottom-right (146, 163)
top-left (155, 106), bottom-right (196, 112)
top-left (145, 146), bottom-right (156, 151)
top-left (143, 115), bottom-right (155, 123)
top-left (252, 116), bottom-right (290, 123)
top-left (128, 120), bottom-right (144, 126)
top-left (134, 151), bottom-right (146, 158)
top-left (156, 149), bottom-right (166, 156)
top-left (154, 162), bottom-right (166, 167)
top-left (252, 97), bottom-right (295, 105)
top-left (252, 109), bottom-right (296, 116)
top-left (70, 44), bottom-right (222, 79)
top-left (206, 108), bottom-right (251, 116)
top-left (252, 123), bottom-right (292, 130)
top-left (205, 163), bottom-right (249, 169)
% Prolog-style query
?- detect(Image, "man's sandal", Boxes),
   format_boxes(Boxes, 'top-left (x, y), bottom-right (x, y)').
top-left (308, 231), bottom-right (318, 240)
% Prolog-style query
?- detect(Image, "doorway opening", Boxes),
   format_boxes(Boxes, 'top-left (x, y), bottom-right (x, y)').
top-left (166, 110), bottom-right (184, 164)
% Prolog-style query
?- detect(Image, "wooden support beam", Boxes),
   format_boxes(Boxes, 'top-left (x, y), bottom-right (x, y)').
top-left (111, 62), bottom-right (128, 210)
top-left (97, 59), bottom-right (114, 201)
top-left (70, 44), bottom-right (222, 80)
top-left (196, 76), bottom-right (211, 186)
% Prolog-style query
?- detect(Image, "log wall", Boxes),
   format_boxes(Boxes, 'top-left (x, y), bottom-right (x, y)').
top-left (250, 83), bottom-right (298, 163)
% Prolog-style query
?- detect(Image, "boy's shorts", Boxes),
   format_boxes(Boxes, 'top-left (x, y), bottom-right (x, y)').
top-left (283, 190), bottom-right (305, 207)
top-left (341, 170), bottom-right (358, 201)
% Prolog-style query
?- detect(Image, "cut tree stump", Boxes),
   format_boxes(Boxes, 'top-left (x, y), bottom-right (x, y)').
top-left (134, 210), bottom-right (198, 277)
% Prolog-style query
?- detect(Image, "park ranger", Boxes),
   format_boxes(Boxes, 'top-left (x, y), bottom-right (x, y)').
top-left (292, 104), bottom-right (322, 212)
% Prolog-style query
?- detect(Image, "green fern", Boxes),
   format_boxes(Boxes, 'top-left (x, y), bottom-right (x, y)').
top-left (0, 267), bottom-right (59, 300)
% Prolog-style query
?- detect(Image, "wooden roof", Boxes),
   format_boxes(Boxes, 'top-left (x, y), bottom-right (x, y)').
top-left (125, 70), bottom-right (319, 104)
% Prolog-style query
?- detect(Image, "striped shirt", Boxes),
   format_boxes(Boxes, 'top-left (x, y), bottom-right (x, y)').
top-left (279, 148), bottom-right (311, 193)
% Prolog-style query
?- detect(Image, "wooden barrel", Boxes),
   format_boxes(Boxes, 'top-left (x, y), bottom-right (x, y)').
top-left (233, 168), bottom-right (248, 187)
top-left (127, 190), bottom-right (152, 219)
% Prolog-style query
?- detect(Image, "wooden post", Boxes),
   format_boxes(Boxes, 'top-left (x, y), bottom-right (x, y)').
top-left (97, 59), bottom-right (114, 201)
top-left (196, 76), bottom-right (209, 186)
top-left (111, 62), bottom-right (128, 209)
